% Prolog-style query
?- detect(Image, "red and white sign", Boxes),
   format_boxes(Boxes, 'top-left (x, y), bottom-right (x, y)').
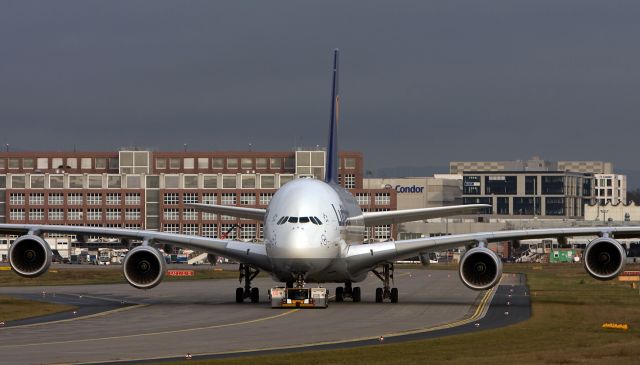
top-left (167, 270), bottom-right (195, 277)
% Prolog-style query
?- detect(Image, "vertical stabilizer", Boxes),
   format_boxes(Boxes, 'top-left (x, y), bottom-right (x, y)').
top-left (325, 49), bottom-right (340, 184)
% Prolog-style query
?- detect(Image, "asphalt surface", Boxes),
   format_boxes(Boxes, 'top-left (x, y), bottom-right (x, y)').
top-left (0, 269), bottom-right (530, 365)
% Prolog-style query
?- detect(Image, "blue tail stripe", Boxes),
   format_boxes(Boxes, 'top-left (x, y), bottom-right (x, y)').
top-left (326, 49), bottom-right (339, 184)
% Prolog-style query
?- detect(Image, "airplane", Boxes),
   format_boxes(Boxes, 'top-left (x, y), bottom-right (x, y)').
top-left (0, 49), bottom-right (633, 304)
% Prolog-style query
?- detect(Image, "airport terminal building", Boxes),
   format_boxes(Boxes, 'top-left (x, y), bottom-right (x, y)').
top-left (0, 149), bottom-right (397, 259)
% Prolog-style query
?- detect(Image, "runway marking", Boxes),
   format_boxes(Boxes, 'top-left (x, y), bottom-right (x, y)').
top-left (63, 278), bottom-right (504, 365)
top-left (0, 294), bottom-right (148, 330)
top-left (0, 308), bottom-right (299, 349)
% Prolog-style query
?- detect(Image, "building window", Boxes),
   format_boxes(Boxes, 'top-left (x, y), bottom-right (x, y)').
top-left (125, 209), bottom-right (141, 220)
top-left (279, 175), bottom-right (294, 186)
top-left (222, 175), bottom-right (237, 189)
top-left (66, 158), bottom-right (77, 169)
top-left (95, 158), bottom-right (107, 169)
top-left (36, 158), bottom-right (48, 169)
top-left (485, 176), bottom-right (517, 195)
top-left (48, 193), bottom-right (64, 205)
top-left (125, 224), bottom-right (141, 230)
top-left (183, 193), bottom-right (198, 204)
top-left (497, 197), bottom-right (509, 215)
top-left (163, 208), bottom-right (179, 220)
top-left (106, 209), bottom-right (121, 220)
top-left (463, 197), bottom-right (493, 214)
top-left (29, 209), bottom-right (44, 221)
top-left (9, 193), bottom-right (25, 205)
top-left (9, 158), bottom-right (20, 169)
top-left (183, 158), bottom-right (195, 169)
top-left (513, 197), bottom-right (541, 216)
top-left (106, 193), bottom-right (121, 205)
top-left (374, 225), bottom-right (391, 240)
top-left (30, 175), bottom-right (45, 189)
top-left (240, 224), bottom-right (256, 241)
top-left (202, 224), bottom-right (217, 238)
top-left (241, 158), bottom-right (253, 169)
top-left (545, 197), bottom-right (565, 216)
top-left (270, 158), bottom-right (282, 169)
top-left (169, 158), bottom-right (180, 169)
top-left (155, 158), bottom-right (167, 169)
top-left (10, 209), bottom-right (25, 220)
top-left (259, 193), bottom-right (273, 205)
top-left (68, 175), bottom-right (83, 189)
top-left (49, 175), bottom-right (64, 189)
top-left (163, 193), bottom-right (179, 205)
top-left (48, 209), bottom-right (64, 221)
top-left (542, 176), bottom-right (565, 195)
top-left (197, 158), bottom-right (209, 169)
top-left (221, 193), bottom-right (236, 206)
top-left (240, 193), bottom-right (256, 205)
top-left (202, 193), bottom-right (216, 204)
top-left (29, 193), bottom-right (44, 205)
top-left (125, 193), bottom-right (141, 205)
top-left (183, 209), bottom-right (198, 220)
top-left (184, 175), bottom-right (198, 189)
top-left (183, 224), bottom-right (199, 235)
top-left (212, 158), bottom-right (224, 169)
top-left (202, 211), bottom-right (216, 220)
top-left (87, 209), bottom-right (102, 220)
top-left (344, 158), bottom-right (356, 169)
top-left (107, 175), bottom-right (122, 189)
top-left (260, 175), bottom-right (275, 189)
top-left (227, 158), bottom-right (238, 169)
top-left (87, 193), bottom-right (102, 205)
top-left (67, 193), bottom-right (83, 205)
top-left (163, 224), bottom-right (180, 234)
top-left (11, 175), bottom-right (25, 188)
top-left (256, 158), bottom-right (267, 169)
top-left (356, 193), bottom-right (370, 205)
top-left (344, 174), bottom-right (356, 189)
top-left (463, 175), bottom-right (481, 195)
top-left (88, 175), bottom-right (102, 189)
top-left (68, 209), bottom-right (83, 221)
top-left (241, 175), bottom-right (256, 189)
top-left (203, 175), bottom-right (217, 188)
top-left (375, 193), bottom-right (390, 205)
top-left (525, 176), bottom-right (537, 195)
top-left (220, 224), bottom-right (237, 239)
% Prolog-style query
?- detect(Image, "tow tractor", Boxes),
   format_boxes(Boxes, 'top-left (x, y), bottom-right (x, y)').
top-left (270, 287), bottom-right (329, 308)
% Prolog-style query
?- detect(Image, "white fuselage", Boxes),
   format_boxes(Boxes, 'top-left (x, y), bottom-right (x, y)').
top-left (263, 178), bottom-right (367, 283)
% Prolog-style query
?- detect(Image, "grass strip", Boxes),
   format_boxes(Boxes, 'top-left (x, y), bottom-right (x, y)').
top-left (0, 295), bottom-right (76, 322)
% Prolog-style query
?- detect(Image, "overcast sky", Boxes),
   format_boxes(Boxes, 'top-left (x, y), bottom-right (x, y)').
top-left (2, 1), bottom-right (640, 175)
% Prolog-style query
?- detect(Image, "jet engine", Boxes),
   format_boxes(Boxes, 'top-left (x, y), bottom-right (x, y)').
top-left (8, 235), bottom-right (52, 278)
top-left (583, 237), bottom-right (626, 280)
top-left (123, 246), bottom-right (166, 289)
top-left (458, 247), bottom-right (503, 290)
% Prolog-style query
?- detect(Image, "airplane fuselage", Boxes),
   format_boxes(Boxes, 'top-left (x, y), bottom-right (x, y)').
top-left (264, 178), bottom-right (368, 283)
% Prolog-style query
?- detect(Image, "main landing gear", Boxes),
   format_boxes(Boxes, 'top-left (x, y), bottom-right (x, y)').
top-left (372, 263), bottom-right (398, 303)
top-left (335, 281), bottom-right (362, 302)
top-left (236, 263), bottom-right (260, 303)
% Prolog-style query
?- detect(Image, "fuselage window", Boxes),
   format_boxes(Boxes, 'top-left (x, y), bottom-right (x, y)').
top-left (288, 216), bottom-right (298, 223)
top-left (299, 217), bottom-right (310, 224)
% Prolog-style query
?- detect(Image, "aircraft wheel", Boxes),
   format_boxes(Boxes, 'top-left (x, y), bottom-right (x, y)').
top-left (352, 287), bottom-right (361, 302)
top-left (235, 287), bottom-right (244, 303)
top-left (250, 287), bottom-right (260, 303)
top-left (375, 287), bottom-right (383, 303)
top-left (390, 288), bottom-right (399, 303)
top-left (335, 286), bottom-right (344, 302)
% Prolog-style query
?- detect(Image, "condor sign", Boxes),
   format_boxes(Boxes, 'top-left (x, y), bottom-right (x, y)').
top-left (385, 184), bottom-right (425, 194)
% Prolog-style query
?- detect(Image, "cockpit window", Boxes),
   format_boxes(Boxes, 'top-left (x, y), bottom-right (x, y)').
top-left (299, 217), bottom-right (310, 223)
top-left (288, 217), bottom-right (298, 223)
top-left (310, 216), bottom-right (322, 225)
top-left (277, 216), bottom-right (288, 225)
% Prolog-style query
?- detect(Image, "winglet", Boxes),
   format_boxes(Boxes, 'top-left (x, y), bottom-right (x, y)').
top-left (325, 49), bottom-right (340, 184)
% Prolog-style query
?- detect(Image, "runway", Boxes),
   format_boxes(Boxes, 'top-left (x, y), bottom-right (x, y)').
top-left (0, 268), bottom-right (529, 364)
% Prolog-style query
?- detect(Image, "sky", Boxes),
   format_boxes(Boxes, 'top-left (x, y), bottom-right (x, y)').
top-left (2, 1), bottom-right (640, 179)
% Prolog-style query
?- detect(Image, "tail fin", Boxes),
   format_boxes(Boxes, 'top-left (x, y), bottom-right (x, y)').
top-left (325, 49), bottom-right (340, 184)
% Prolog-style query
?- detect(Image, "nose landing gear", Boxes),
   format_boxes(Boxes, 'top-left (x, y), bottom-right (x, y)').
top-left (236, 263), bottom-right (260, 303)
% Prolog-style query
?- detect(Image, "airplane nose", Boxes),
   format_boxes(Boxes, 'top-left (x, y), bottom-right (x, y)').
top-left (281, 228), bottom-right (311, 250)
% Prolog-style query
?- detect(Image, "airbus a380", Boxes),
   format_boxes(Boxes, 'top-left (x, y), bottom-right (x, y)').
top-left (1, 50), bottom-right (635, 305)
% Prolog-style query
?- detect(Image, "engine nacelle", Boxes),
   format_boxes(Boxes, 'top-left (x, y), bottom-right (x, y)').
top-left (458, 247), bottom-right (503, 290)
top-left (583, 237), bottom-right (626, 281)
top-left (123, 246), bottom-right (166, 289)
top-left (8, 235), bottom-right (52, 278)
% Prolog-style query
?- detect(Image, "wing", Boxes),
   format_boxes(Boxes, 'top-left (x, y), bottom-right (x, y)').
top-left (0, 224), bottom-right (271, 270)
top-left (346, 226), bottom-right (640, 271)
top-left (360, 204), bottom-right (491, 226)
top-left (186, 203), bottom-right (266, 221)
